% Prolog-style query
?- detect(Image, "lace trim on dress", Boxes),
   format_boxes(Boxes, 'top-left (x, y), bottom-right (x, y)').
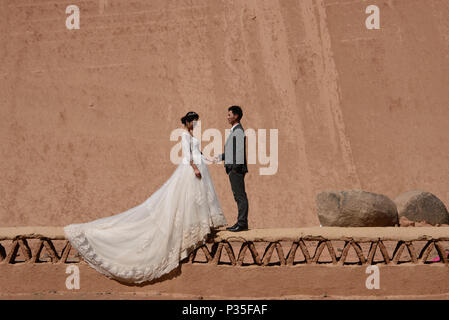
top-left (210, 208), bottom-right (227, 227)
top-left (64, 220), bottom-right (215, 284)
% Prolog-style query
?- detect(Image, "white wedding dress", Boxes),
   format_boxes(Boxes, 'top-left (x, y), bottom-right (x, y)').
top-left (64, 130), bottom-right (227, 283)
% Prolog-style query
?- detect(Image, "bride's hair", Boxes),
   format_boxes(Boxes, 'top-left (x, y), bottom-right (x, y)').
top-left (181, 111), bottom-right (199, 125)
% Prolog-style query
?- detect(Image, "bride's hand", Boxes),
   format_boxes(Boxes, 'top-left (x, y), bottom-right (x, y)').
top-left (194, 168), bottom-right (202, 179)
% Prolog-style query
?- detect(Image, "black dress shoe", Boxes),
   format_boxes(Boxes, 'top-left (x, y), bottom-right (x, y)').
top-left (229, 224), bottom-right (248, 232)
top-left (226, 223), bottom-right (239, 231)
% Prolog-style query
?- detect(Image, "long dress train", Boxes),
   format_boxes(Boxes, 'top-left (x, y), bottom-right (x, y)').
top-left (63, 130), bottom-right (227, 283)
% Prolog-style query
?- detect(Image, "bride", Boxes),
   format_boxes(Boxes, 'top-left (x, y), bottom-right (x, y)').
top-left (63, 111), bottom-right (228, 284)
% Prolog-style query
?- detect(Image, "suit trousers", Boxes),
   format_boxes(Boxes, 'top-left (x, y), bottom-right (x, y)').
top-left (228, 170), bottom-right (249, 227)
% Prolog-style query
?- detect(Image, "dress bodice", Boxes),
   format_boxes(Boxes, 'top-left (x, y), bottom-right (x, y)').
top-left (182, 131), bottom-right (204, 164)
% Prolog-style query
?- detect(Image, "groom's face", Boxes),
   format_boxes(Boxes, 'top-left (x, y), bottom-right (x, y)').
top-left (227, 110), bottom-right (238, 125)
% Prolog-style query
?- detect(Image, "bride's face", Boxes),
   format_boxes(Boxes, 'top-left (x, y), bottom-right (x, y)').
top-left (186, 119), bottom-right (198, 130)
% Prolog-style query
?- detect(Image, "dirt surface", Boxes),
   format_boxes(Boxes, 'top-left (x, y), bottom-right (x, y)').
top-left (4, 292), bottom-right (449, 300)
top-left (2, 225), bottom-right (449, 241)
top-left (2, 263), bottom-right (449, 300)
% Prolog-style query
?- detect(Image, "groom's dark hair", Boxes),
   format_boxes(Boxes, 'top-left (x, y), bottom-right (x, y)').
top-left (228, 105), bottom-right (243, 121)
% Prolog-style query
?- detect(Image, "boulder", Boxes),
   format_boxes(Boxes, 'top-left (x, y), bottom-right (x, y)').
top-left (316, 190), bottom-right (399, 227)
top-left (394, 190), bottom-right (449, 225)
top-left (399, 215), bottom-right (416, 227)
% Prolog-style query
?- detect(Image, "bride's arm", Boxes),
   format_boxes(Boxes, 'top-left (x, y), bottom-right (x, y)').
top-left (181, 133), bottom-right (201, 178)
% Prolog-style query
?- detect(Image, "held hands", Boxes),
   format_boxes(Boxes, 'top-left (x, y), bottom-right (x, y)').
top-left (204, 156), bottom-right (220, 164)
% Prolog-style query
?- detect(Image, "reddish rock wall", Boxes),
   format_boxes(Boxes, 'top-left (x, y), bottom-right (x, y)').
top-left (1, 0), bottom-right (448, 227)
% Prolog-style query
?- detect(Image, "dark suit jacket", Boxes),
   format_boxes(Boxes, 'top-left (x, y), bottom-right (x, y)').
top-left (219, 123), bottom-right (248, 174)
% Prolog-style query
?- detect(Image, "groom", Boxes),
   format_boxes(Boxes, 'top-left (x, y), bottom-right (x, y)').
top-left (215, 106), bottom-right (249, 232)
